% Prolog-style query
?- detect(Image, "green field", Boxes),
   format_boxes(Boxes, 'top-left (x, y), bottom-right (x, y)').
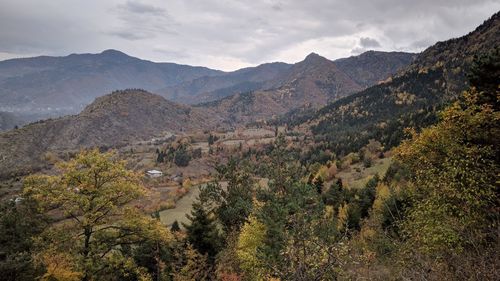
top-left (336, 157), bottom-right (392, 189)
top-left (159, 185), bottom-right (202, 226)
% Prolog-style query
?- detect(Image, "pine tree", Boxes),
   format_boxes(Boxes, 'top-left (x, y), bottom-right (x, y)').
top-left (170, 220), bottom-right (181, 232)
top-left (200, 159), bottom-right (254, 233)
top-left (183, 201), bottom-right (222, 260)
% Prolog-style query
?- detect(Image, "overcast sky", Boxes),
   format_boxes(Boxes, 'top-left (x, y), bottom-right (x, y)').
top-left (0, 0), bottom-right (498, 71)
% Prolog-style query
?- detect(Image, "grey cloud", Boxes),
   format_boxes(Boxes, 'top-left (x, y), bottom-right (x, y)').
top-left (109, 31), bottom-right (154, 41)
top-left (360, 37), bottom-right (381, 48)
top-left (409, 38), bottom-right (435, 49)
top-left (118, 1), bottom-right (166, 15)
top-left (351, 37), bottom-right (381, 55)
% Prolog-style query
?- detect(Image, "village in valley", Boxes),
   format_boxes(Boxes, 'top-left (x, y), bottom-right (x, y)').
top-left (111, 123), bottom-right (391, 227)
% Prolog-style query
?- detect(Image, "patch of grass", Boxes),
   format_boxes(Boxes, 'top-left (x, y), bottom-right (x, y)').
top-left (158, 185), bottom-right (202, 226)
top-left (337, 157), bottom-right (392, 189)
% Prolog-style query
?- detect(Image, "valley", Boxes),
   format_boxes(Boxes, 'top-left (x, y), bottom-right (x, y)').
top-left (0, 8), bottom-right (498, 281)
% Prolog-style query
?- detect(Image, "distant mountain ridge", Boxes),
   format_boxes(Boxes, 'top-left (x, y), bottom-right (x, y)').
top-left (161, 62), bottom-right (292, 104)
top-left (163, 51), bottom-right (415, 106)
top-left (0, 49), bottom-right (414, 122)
top-left (0, 50), bottom-right (222, 113)
top-left (198, 51), bottom-right (415, 124)
top-left (334, 51), bottom-right (416, 87)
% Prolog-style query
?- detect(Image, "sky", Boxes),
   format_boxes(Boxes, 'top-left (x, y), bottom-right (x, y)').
top-left (0, 0), bottom-right (498, 71)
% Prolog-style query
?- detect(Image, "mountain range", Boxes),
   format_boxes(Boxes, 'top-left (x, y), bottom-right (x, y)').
top-left (198, 51), bottom-right (415, 124)
top-left (0, 49), bottom-right (221, 113)
top-left (0, 11), bottom-right (498, 179)
top-left (0, 48), bottom-right (414, 121)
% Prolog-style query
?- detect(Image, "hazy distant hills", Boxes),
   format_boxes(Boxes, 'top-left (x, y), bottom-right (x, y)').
top-left (197, 51), bottom-right (415, 124)
top-left (303, 11), bottom-right (500, 155)
top-left (0, 47), bottom-right (417, 174)
top-left (163, 51), bottom-right (415, 106)
top-left (0, 49), bottom-right (221, 112)
top-left (161, 62), bottom-right (292, 104)
top-left (0, 89), bottom-right (223, 178)
top-left (0, 48), bottom-right (414, 119)
top-left (0, 10), bottom-right (496, 178)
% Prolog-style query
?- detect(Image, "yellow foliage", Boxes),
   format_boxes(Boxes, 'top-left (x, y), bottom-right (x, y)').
top-left (40, 252), bottom-right (82, 281)
top-left (372, 183), bottom-right (391, 217)
top-left (327, 162), bottom-right (338, 179)
top-left (236, 216), bottom-right (267, 280)
top-left (24, 149), bottom-right (172, 281)
top-left (173, 244), bottom-right (210, 281)
top-left (315, 165), bottom-right (329, 181)
top-left (324, 205), bottom-right (335, 219)
top-left (360, 226), bottom-right (376, 242)
top-left (395, 91), bottom-right (416, 105)
top-left (183, 178), bottom-right (192, 190)
top-left (337, 203), bottom-right (349, 231)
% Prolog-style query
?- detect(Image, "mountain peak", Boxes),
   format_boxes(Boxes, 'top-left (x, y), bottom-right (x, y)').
top-left (304, 52), bottom-right (327, 62)
top-left (100, 49), bottom-right (130, 58)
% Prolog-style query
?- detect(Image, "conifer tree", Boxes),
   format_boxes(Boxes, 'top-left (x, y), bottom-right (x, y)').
top-left (183, 201), bottom-right (222, 260)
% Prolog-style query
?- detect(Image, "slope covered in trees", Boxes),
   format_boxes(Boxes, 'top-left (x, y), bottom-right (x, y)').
top-left (297, 12), bottom-right (499, 156)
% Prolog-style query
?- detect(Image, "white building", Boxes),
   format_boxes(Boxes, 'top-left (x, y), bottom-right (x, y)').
top-left (146, 169), bottom-right (163, 178)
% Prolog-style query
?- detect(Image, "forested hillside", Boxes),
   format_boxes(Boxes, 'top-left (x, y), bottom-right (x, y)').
top-left (298, 12), bottom-right (499, 156)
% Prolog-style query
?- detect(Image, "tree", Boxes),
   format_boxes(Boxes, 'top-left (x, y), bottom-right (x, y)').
top-left (183, 201), bottom-right (222, 261)
top-left (23, 149), bottom-right (172, 281)
top-left (236, 216), bottom-right (266, 280)
top-left (171, 244), bottom-right (210, 281)
top-left (132, 213), bottom-right (174, 281)
top-left (254, 136), bottom-right (340, 279)
top-left (200, 159), bottom-right (254, 233)
top-left (467, 46), bottom-right (499, 108)
top-left (0, 199), bottom-right (48, 280)
top-left (208, 134), bottom-right (219, 146)
top-left (170, 220), bottom-right (181, 232)
top-left (174, 146), bottom-right (191, 167)
top-left (312, 176), bottom-right (324, 194)
top-left (395, 85), bottom-right (499, 278)
top-left (156, 150), bottom-right (165, 163)
top-left (322, 179), bottom-right (344, 210)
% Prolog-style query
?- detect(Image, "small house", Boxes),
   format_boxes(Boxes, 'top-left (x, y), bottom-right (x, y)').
top-left (146, 169), bottom-right (163, 178)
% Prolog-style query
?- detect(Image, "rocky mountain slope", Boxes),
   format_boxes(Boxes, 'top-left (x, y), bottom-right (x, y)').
top-left (0, 89), bottom-right (221, 178)
top-left (0, 50), bottom-right (221, 113)
top-left (300, 11), bottom-right (500, 155)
